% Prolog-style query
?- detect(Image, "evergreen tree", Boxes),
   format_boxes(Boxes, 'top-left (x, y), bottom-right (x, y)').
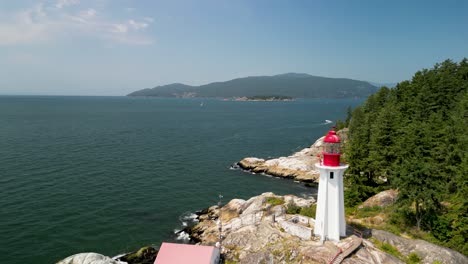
top-left (343, 59), bottom-right (468, 254)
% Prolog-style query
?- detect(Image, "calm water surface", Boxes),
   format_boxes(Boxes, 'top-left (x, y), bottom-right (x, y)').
top-left (0, 96), bottom-right (363, 263)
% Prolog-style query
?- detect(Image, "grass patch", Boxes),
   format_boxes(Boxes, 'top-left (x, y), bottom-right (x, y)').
top-left (286, 202), bottom-right (317, 218)
top-left (371, 237), bottom-right (424, 264)
top-left (299, 204), bottom-right (317, 218)
top-left (354, 205), bottom-right (382, 218)
top-left (381, 242), bottom-right (402, 258)
top-left (370, 237), bottom-right (403, 259)
top-left (286, 202), bottom-right (301, 214)
top-left (406, 252), bottom-right (422, 264)
top-left (266, 197), bottom-right (284, 206)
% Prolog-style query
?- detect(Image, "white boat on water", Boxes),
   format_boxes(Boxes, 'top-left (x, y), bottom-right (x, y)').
top-left (325, 120), bottom-right (332, 124)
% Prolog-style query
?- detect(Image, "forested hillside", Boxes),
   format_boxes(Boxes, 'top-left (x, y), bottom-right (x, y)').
top-left (127, 73), bottom-right (378, 99)
top-left (344, 59), bottom-right (468, 254)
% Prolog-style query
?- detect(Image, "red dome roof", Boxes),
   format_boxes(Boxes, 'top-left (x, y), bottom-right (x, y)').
top-left (324, 130), bottom-right (340, 143)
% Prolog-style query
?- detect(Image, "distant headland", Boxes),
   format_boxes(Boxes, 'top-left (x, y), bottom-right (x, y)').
top-left (127, 73), bottom-right (378, 99)
top-left (231, 95), bottom-right (294, 101)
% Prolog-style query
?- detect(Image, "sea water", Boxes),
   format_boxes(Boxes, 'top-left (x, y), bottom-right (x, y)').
top-left (0, 96), bottom-right (363, 263)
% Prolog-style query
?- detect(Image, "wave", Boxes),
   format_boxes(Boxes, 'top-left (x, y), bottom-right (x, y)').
top-left (173, 211), bottom-right (200, 241)
top-left (174, 229), bottom-right (190, 241)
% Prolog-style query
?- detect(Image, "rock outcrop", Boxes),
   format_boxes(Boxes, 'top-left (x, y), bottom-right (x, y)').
top-left (372, 229), bottom-right (468, 264)
top-left (57, 253), bottom-right (126, 264)
top-left (116, 246), bottom-right (158, 264)
top-left (188, 192), bottom-right (404, 264)
top-left (358, 190), bottom-right (398, 209)
top-left (238, 129), bottom-right (348, 183)
top-left (58, 246), bottom-right (158, 264)
top-left (238, 137), bottom-right (324, 183)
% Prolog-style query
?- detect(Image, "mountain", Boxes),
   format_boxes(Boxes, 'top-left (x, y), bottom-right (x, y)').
top-left (127, 73), bottom-right (378, 99)
top-left (369, 82), bottom-right (398, 88)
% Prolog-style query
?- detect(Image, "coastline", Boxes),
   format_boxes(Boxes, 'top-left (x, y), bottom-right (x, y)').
top-left (236, 129), bottom-right (348, 184)
top-left (56, 129), bottom-right (468, 264)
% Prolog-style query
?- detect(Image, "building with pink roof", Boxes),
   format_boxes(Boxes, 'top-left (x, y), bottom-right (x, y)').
top-left (154, 242), bottom-right (220, 264)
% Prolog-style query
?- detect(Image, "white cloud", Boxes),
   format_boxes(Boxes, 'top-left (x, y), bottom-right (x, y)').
top-left (128, 19), bottom-right (148, 30)
top-left (79, 8), bottom-right (96, 19)
top-left (0, 2), bottom-right (154, 45)
top-left (0, 4), bottom-right (54, 45)
top-left (111, 23), bottom-right (128, 33)
top-left (56, 0), bottom-right (80, 9)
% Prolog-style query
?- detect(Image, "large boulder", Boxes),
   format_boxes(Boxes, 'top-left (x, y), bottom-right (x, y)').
top-left (372, 229), bottom-right (468, 264)
top-left (220, 199), bottom-right (246, 222)
top-left (116, 246), bottom-right (158, 264)
top-left (238, 157), bottom-right (265, 170)
top-left (342, 240), bottom-right (404, 264)
top-left (57, 253), bottom-right (126, 264)
top-left (284, 194), bottom-right (315, 207)
top-left (359, 190), bottom-right (398, 209)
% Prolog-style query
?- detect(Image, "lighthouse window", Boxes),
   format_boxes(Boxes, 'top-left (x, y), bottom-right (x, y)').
top-left (330, 172), bottom-right (334, 179)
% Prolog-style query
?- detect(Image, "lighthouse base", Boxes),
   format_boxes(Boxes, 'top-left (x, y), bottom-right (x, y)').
top-left (314, 163), bottom-right (348, 242)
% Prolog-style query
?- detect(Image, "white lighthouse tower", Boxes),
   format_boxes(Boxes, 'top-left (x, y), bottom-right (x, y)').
top-left (314, 129), bottom-right (348, 242)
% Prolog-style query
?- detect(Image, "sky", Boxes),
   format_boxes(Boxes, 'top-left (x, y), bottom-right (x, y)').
top-left (0, 0), bottom-right (467, 96)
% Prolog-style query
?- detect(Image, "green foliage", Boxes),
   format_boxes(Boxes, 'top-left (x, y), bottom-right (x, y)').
top-left (370, 238), bottom-right (403, 259)
top-left (299, 204), bottom-right (317, 217)
top-left (128, 74), bottom-right (378, 98)
top-left (381, 242), bottom-right (401, 258)
top-left (285, 202), bottom-right (317, 218)
top-left (345, 59), bottom-right (468, 255)
top-left (286, 202), bottom-right (301, 214)
top-left (335, 119), bottom-right (346, 130)
top-left (354, 206), bottom-right (381, 218)
top-left (406, 252), bottom-right (422, 264)
top-left (266, 197), bottom-right (285, 206)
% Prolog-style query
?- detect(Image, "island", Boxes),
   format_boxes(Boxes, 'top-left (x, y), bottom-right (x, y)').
top-left (233, 95), bottom-right (294, 101)
top-left (127, 73), bottom-right (378, 99)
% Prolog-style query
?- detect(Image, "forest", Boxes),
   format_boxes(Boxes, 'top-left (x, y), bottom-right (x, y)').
top-left (342, 59), bottom-right (467, 255)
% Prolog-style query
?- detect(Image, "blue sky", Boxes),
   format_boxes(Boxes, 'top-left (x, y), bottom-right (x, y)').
top-left (0, 0), bottom-right (467, 95)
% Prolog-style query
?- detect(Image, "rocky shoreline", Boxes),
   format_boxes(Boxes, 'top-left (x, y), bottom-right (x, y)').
top-left (56, 130), bottom-right (468, 263)
top-left (184, 192), bottom-right (467, 264)
top-left (56, 192), bottom-right (467, 264)
top-left (237, 129), bottom-right (349, 183)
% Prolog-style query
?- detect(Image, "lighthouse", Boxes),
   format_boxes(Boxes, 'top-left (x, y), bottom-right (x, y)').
top-left (314, 129), bottom-right (348, 242)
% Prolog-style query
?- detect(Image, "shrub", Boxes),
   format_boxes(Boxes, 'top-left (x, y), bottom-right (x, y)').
top-left (299, 204), bottom-right (317, 218)
top-left (286, 202), bottom-right (301, 214)
top-left (266, 197), bottom-right (284, 206)
top-left (355, 205), bottom-right (381, 218)
top-left (406, 252), bottom-right (422, 264)
top-left (381, 242), bottom-right (400, 256)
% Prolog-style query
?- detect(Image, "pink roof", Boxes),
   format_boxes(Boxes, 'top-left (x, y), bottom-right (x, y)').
top-left (154, 242), bottom-right (219, 264)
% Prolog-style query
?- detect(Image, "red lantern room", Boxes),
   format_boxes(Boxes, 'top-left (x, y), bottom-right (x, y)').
top-left (322, 129), bottom-right (341, 166)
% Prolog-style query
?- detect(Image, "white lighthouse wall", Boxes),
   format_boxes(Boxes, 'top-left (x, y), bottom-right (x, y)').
top-left (327, 172), bottom-right (340, 240)
top-left (338, 170), bottom-right (346, 236)
top-left (314, 171), bottom-right (327, 238)
top-left (314, 165), bottom-right (348, 241)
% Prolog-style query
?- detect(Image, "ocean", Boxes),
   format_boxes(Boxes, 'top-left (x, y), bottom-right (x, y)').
top-left (0, 96), bottom-right (364, 263)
